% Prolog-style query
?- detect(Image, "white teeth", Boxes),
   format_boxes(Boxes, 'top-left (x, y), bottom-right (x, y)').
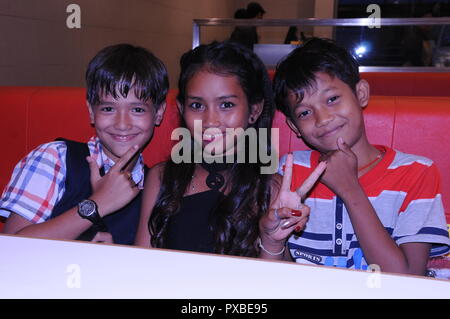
top-left (203, 133), bottom-right (223, 139)
top-left (112, 134), bottom-right (136, 141)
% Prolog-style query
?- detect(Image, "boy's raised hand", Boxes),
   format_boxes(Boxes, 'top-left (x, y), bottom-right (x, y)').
top-left (87, 145), bottom-right (141, 217)
top-left (319, 137), bottom-right (359, 198)
top-left (260, 153), bottom-right (326, 243)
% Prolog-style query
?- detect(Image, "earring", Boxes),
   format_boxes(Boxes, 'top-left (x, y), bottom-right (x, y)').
top-left (249, 116), bottom-right (255, 123)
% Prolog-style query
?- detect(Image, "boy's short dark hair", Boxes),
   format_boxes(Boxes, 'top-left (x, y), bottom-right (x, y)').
top-left (86, 44), bottom-right (169, 108)
top-left (273, 38), bottom-right (360, 117)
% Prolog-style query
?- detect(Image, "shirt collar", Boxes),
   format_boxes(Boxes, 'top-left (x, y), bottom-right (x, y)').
top-left (87, 136), bottom-right (145, 189)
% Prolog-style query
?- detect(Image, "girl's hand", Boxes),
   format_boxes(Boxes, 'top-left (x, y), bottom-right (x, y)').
top-left (260, 153), bottom-right (326, 243)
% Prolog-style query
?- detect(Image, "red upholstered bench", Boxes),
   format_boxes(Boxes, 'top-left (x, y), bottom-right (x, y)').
top-left (1, 87), bottom-right (449, 230)
top-left (268, 70), bottom-right (450, 97)
top-left (361, 72), bottom-right (450, 97)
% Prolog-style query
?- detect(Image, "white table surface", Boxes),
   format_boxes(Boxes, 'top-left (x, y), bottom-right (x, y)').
top-left (0, 234), bottom-right (448, 299)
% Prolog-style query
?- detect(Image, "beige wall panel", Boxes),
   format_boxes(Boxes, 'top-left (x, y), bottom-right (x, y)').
top-left (0, 66), bottom-right (42, 86)
top-left (313, 0), bottom-right (336, 38)
top-left (0, 0), bottom-right (235, 88)
top-left (0, 16), bottom-right (41, 66)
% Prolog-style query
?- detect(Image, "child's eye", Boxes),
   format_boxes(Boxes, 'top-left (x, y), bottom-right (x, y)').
top-left (297, 109), bottom-right (311, 119)
top-left (221, 101), bottom-right (235, 109)
top-left (100, 106), bottom-right (114, 112)
top-left (132, 107), bottom-right (146, 113)
top-left (327, 96), bottom-right (339, 104)
top-left (189, 102), bottom-right (203, 110)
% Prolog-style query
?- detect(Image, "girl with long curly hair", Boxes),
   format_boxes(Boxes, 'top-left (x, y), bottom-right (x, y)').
top-left (135, 41), bottom-right (309, 257)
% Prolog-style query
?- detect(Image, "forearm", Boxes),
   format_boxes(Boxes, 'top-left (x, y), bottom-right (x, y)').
top-left (134, 163), bottom-right (163, 248)
top-left (341, 186), bottom-right (415, 274)
top-left (134, 194), bottom-right (155, 248)
top-left (6, 207), bottom-right (94, 240)
top-left (134, 216), bottom-right (152, 247)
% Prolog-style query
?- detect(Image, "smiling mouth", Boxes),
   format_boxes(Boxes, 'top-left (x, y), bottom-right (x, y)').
top-left (319, 124), bottom-right (345, 138)
top-left (109, 134), bottom-right (139, 142)
top-left (203, 133), bottom-right (224, 142)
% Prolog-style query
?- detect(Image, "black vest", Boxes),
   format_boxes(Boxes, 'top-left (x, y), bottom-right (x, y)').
top-left (50, 139), bottom-right (147, 245)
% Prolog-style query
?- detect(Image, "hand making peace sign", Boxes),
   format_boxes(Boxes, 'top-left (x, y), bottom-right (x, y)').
top-left (260, 153), bottom-right (327, 243)
top-left (87, 145), bottom-right (142, 217)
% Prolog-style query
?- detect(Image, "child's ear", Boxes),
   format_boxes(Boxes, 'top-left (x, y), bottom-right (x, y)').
top-left (248, 101), bottom-right (264, 124)
top-left (86, 101), bottom-right (95, 124)
top-left (356, 79), bottom-right (370, 108)
top-left (286, 117), bottom-right (302, 138)
top-left (154, 102), bottom-right (166, 126)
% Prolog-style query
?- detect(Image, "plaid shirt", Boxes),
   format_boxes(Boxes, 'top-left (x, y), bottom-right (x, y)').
top-left (0, 136), bottom-right (145, 223)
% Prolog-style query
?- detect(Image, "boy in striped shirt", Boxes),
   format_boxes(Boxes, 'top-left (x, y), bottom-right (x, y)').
top-left (0, 44), bottom-right (168, 244)
top-left (259, 38), bottom-right (450, 276)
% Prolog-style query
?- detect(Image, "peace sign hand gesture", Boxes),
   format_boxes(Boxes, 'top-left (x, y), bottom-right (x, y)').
top-left (87, 145), bottom-right (141, 217)
top-left (259, 153), bottom-right (326, 253)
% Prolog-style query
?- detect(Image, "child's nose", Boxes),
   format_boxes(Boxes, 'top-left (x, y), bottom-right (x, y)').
top-left (204, 108), bottom-right (221, 128)
top-left (315, 107), bottom-right (334, 127)
top-left (114, 112), bottom-right (132, 130)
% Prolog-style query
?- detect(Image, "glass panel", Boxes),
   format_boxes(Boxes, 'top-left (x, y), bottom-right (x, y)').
top-left (193, 17), bottom-right (450, 71)
top-left (335, 24), bottom-right (448, 67)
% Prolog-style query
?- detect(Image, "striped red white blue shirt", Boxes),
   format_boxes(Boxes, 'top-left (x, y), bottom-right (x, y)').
top-left (279, 145), bottom-right (450, 270)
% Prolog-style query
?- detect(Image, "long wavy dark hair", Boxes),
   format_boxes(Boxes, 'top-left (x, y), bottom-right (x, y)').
top-left (149, 41), bottom-right (275, 257)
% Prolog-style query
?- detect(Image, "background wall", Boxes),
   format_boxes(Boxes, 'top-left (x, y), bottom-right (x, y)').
top-left (0, 0), bottom-right (237, 88)
top-left (0, 0), bottom-right (326, 88)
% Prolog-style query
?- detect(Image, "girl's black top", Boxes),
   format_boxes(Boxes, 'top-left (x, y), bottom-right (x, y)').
top-left (165, 190), bottom-right (223, 253)
top-left (165, 161), bottom-right (231, 253)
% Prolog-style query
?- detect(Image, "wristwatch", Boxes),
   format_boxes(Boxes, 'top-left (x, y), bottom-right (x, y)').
top-left (77, 199), bottom-right (108, 232)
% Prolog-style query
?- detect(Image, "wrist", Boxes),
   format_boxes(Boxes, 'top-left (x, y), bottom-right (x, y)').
top-left (77, 199), bottom-right (108, 232)
top-left (334, 179), bottom-right (362, 199)
top-left (259, 233), bottom-right (286, 249)
top-left (88, 195), bottom-right (109, 217)
top-left (337, 182), bottom-right (366, 201)
top-left (258, 237), bottom-right (286, 256)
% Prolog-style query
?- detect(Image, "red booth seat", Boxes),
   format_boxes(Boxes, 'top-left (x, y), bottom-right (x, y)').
top-left (267, 70), bottom-right (450, 97)
top-left (1, 87), bottom-right (449, 229)
top-left (361, 72), bottom-right (450, 97)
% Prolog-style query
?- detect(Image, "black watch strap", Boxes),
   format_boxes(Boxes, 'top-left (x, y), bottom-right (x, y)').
top-left (91, 216), bottom-right (109, 232)
top-left (78, 199), bottom-right (109, 232)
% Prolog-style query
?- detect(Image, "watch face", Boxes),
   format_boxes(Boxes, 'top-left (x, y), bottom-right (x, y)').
top-left (79, 200), bottom-right (96, 217)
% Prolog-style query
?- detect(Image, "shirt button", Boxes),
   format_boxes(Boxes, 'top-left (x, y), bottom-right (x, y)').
top-left (336, 223), bottom-right (343, 230)
top-left (336, 238), bottom-right (342, 245)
